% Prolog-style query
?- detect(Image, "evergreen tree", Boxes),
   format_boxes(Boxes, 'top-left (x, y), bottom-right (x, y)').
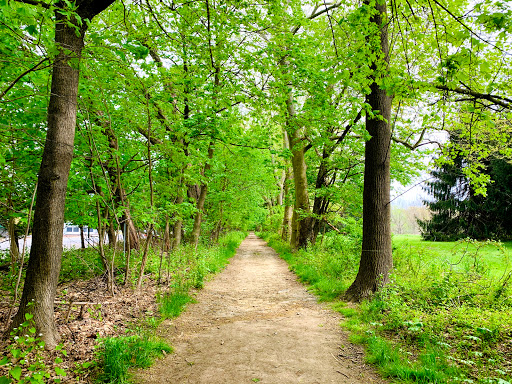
top-left (419, 136), bottom-right (512, 241)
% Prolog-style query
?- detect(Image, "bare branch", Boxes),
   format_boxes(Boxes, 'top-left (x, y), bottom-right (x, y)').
top-left (0, 58), bottom-right (49, 101)
top-left (435, 84), bottom-right (512, 110)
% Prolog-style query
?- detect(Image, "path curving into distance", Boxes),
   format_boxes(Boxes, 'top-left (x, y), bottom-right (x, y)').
top-left (134, 233), bottom-right (386, 384)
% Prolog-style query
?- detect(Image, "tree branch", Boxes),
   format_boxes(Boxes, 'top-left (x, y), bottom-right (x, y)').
top-left (435, 84), bottom-right (512, 110)
top-left (391, 127), bottom-right (427, 150)
top-left (0, 58), bottom-right (49, 101)
top-left (291, 2), bottom-right (342, 34)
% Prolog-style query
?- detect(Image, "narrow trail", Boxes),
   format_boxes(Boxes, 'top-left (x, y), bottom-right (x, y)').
top-left (135, 233), bottom-right (386, 384)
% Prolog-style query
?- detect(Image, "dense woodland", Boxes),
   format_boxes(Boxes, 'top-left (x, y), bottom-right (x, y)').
top-left (0, 0), bottom-right (511, 382)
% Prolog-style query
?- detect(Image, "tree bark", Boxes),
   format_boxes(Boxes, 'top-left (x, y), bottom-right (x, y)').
top-left (79, 225), bottom-right (85, 249)
top-left (7, 0), bottom-right (115, 347)
top-left (163, 215), bottom-right (171, 252)
top-left (345, 0), bottom-right (393, 302)
top-left (191, 144), bottom-right (214, 248)
top-left (8, 216), bottom-right (20, 273)
top-left (172, 191), bottom-right (184, 249)
top-left (287, 126), bottom-right (312, 249)
top-left (310, 149), bottom-right (330, 244)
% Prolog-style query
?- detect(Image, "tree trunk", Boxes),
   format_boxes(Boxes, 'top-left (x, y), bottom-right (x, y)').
top-left (163, 215), bottom-right (171, 252)
top-left (101, 115), bottom-right (139, 250)
top-left (106, 220), bottom-right (117, 250)
top-left (281, 130), bottom-right (293, 242)
top-left (172, 192), bottom-right (184, 249)
top-left (79, 225), bottom-right (85, 249)
top-left (123, 221), bottom-right (131, 286)
top-left (287, 128), bottom-right (312, 249)
top-left (281, 168), bottom-right (293, 242)
top-left (7, 0), bottom-right (115, 347)
top-left (310, 148), bottom-right (331, 244)
top-left (191, 144), bottom-right (214, 248)
top-left (8, 16), bottom-right (84, 348)
top-left (285, 89), bottom-right (312, 249)
top-left (290, 204), bottom-right (298, 250)
top-left (136, 224), bottom-right (153, 290)
top-left (345, 0), bottom-right (392, 302)
top-left (8, 216), bottom-right (19, 273)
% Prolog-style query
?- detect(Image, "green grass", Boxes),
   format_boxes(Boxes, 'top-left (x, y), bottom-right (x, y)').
top-left (393, 234), bottom-right (512, 279)
top-left (97, 335), bottom-right (172, 384)
top-left (159, 292), bottom-right (194, 319)
top-left (262, 230), bottom-right (512, 384)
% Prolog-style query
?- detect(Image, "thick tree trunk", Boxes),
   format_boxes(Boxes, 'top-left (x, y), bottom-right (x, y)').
top-left (287, 128), bottom-right (312, 249)
top-left (8, 17), bottom-right (85, 348)
top-left (345, 0), bottom-right (393, 302)
top-left (281, 130), bottom-right (293, 242)
top-left (106, 220), bottom-right (117, 249)
top-left (311, 148), bottom-right (332, 244)
top-left (7, 0), bottom-right (115, 347)
top-left (285, 90), bottom-right (312, 249)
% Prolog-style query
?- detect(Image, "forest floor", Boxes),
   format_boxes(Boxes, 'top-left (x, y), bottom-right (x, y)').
top-left (134, 233), bottom-right (386, 384)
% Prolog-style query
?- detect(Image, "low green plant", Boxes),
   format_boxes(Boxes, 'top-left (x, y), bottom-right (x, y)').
top-left (159, 291), bottom-right (194, 319)
top-left (97, 335), bottom-right (172, 384)
top-left (0, 313), bottom-right (68, 384)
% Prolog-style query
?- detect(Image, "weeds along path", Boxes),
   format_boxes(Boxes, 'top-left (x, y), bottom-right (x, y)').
top-left (134, 233), bottom-right (386, 384)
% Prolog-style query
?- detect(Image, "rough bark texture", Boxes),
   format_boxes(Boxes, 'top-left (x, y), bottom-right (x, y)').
top-left (285, 92), bottom-right (312, 250)
top-left (281, 130), bottom-right (293, 242)
top-left (7, 0), bottom-right (115, 347)
top-left (310, 148), bottom-right (331, 244)
top-left (287, 129), bottom-right (312, 249)
top-left (345, 0), bottom-right (393, 302)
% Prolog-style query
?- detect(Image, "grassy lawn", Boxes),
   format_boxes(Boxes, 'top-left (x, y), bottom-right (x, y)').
top-left (393, 234), bottom-right (512, 279)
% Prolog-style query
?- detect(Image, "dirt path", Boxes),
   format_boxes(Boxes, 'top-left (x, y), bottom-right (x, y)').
top-left (135, 233), bottom-right (386, 384)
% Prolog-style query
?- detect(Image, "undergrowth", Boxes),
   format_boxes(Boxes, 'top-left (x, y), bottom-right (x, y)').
top-left (96, 335), bottom-right (172, 384)
top-left (261, 229), bottom-right (512, 384)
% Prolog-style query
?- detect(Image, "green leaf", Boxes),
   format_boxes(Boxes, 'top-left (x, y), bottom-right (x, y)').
top-left (0, 357), bottom-right (8, 366)
top-left (0, 375), bottom-right (11, 384)
top-left (54, 367), bottom-right (67, 377)
top-left (9, 367), bottom-right (21, 381)
top-left (24, 313), bottom-right (33, 321)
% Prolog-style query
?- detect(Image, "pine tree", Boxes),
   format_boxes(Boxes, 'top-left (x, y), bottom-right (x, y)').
top-left (419, 137), bottom-right (512, 241)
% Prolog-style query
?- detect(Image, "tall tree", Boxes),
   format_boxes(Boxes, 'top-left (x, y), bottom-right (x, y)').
top-left (345, 0), bottom-right (393, 301)
top-left (8, 0), bottom-right (115, 348)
